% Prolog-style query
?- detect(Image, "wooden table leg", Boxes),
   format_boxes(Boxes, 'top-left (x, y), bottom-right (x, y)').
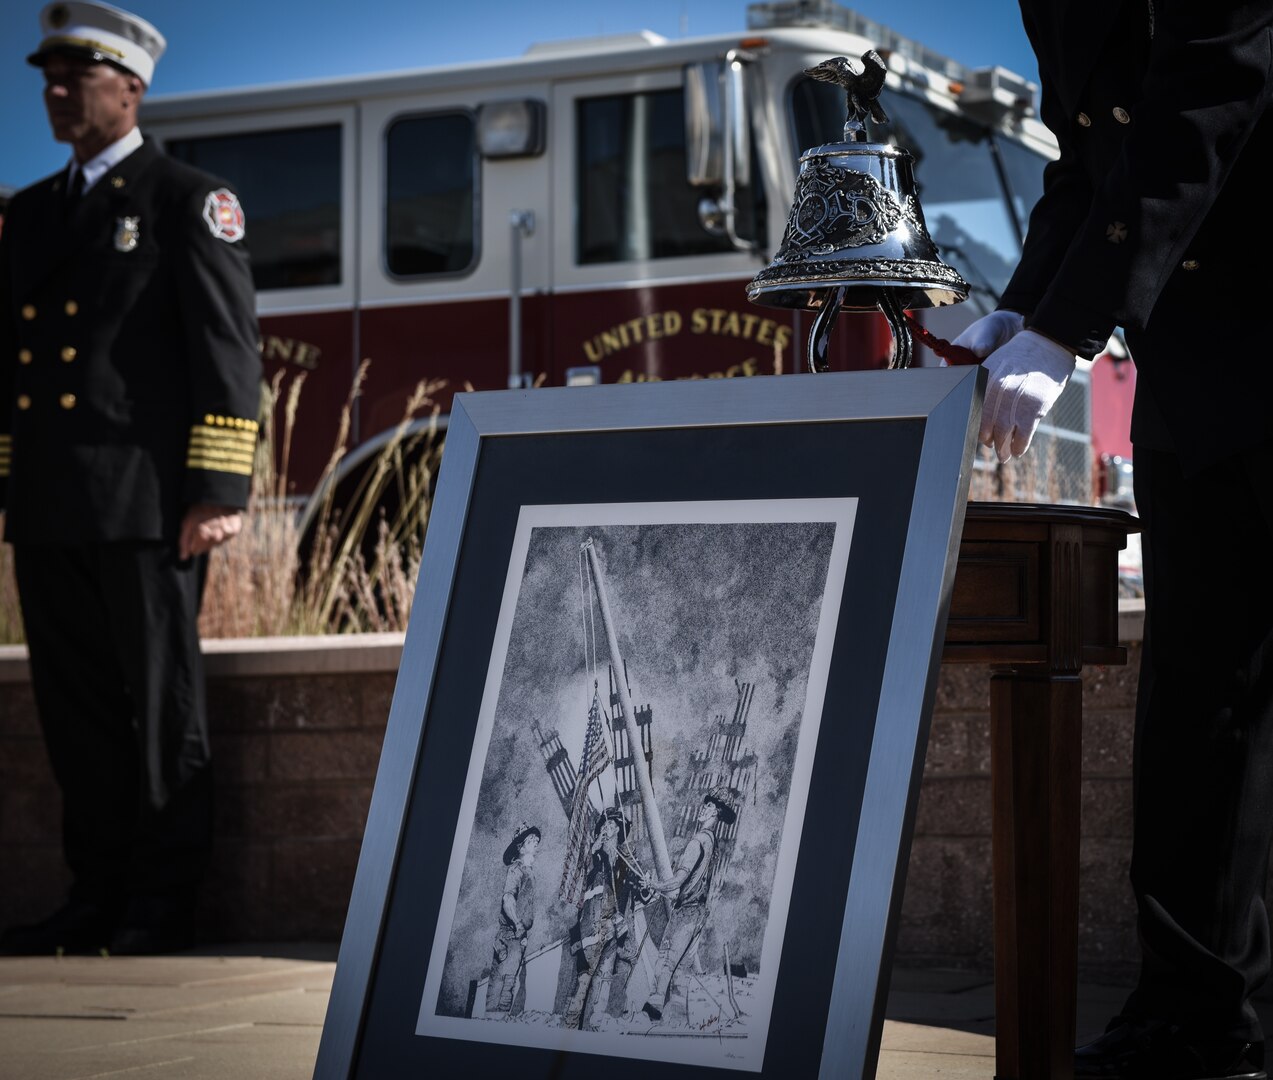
top-left (991, 669), bottom-right (1082, 1080)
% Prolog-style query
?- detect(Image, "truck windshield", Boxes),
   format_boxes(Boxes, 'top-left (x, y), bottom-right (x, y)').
top-left (790, 79), bottom-right (1046, 315)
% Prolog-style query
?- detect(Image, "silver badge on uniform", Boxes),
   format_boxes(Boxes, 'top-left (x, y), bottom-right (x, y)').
top-left (113, 216), bottom-right (141, 252)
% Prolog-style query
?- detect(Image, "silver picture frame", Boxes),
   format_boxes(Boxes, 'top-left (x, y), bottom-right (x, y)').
top-left (314, 365), bottom-right (984, 1079)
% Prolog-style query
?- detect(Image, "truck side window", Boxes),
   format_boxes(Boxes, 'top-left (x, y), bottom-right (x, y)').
top-left (385, 112), bottom-right (477, 277)
top-left (166, 125), bottom-right (342, 291)
top-left (576, 89), bottom-right (764, 264)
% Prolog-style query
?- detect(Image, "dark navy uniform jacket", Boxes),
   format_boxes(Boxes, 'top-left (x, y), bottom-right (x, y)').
top-left (0, 136), bottom-right (261, 544)
top-left (1001, 1), bottom-right (1273, 470)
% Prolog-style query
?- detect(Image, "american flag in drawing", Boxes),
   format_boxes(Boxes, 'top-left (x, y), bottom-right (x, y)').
top-left (559, 688), bottom-right (611, 905)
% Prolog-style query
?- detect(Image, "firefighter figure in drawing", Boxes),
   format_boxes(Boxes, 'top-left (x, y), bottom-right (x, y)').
top-left (639, 786), bottom-right (737, 1023)
top-left (484, 821), bottom-right (540, 1016)
top-left (562, 806), bottom-right (641, 1030)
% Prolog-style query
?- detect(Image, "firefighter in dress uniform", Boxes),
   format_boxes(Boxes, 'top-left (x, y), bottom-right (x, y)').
top-left (952, 3), bottom-right (1273, 1077)
top-left (0, 1), bottom-right (261, 955)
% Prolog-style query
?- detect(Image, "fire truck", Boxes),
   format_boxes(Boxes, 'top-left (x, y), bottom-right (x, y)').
top-left (141, 0), bottom-right (1103, 504)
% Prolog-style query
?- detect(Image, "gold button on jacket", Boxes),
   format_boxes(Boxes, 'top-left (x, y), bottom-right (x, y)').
top-left (59, 394), bottom-right (77, 410)
top-left (61, 346), bottom-right (77, 362)
top-left (17, 394), bottom-right (32, 411)
top-left (18, 349), bottom-right (33, 365)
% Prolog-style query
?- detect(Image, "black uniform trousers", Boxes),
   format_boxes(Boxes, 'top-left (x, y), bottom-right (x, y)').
top-left (1124, 438), bottom-right (1273, 1042)
top-left (14, 540), bottom-right (213, 919)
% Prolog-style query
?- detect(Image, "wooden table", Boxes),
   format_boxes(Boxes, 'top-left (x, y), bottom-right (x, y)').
top-left (943, 502), bottom-right (1139, 1080)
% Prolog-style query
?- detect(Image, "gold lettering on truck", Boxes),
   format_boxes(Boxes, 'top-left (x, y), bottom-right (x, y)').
top-left (260, 335), bottom-right (322, 371)
top-left (582, 310), bottom-right (683, 362)
top-left (580, 308), bottom-right (789, 363)
top-left (688, 308), bottom-right (791, 348)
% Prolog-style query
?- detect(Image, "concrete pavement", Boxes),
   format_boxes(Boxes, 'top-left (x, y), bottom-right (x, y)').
top-left (0, 947), bottom-right (1155, 1079)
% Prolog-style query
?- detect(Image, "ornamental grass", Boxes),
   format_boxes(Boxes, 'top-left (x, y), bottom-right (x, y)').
top-left (196, 363), bottom-right (446, 638)
top-left (0, 538), bottom-right (20, 645)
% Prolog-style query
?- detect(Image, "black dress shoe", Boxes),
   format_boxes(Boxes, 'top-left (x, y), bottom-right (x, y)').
top-left (0, 901), bottom-right (117, 956)
top-left (1076, 1019), bottom-right (1266, 1080)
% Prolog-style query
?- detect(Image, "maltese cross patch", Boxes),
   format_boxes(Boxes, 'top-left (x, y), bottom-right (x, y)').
top-left (203, 189), bottom-right (246, 243)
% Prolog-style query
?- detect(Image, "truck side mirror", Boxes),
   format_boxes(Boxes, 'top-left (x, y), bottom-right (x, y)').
top-left (683, 53), bottom-right (755, 251)
top-left (683, 58), bottom-right (751, 188)
top-left (684, 60), bottom-right (725, 187)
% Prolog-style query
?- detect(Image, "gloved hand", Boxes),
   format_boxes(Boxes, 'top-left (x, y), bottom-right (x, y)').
top-left (980, 330), bottom-right (1077, 461)
top-left (951, 309), bottom-right (1025, 359)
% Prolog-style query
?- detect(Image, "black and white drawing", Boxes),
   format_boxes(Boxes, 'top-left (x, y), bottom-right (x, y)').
top-left (417, 498), bottom-right (857, 1070)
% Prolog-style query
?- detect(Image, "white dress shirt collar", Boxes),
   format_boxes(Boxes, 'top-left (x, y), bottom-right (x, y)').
top-left (68, 127), bottom-right (144, 194)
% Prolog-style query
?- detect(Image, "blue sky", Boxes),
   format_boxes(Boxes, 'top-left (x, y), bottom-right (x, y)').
top-left (2, 0), bottom-right (1038, 190)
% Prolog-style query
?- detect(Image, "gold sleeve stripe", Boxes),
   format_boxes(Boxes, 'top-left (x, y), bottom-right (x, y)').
top-left (190, 430), bottom-right (256, 444)
top-left (187, 454), bottom-right (254, 477)
top-left (198, 414), bottom-right (259, 433)
top-left (187, 445), bottom-right (255, 467)
top-left (190, 430), bottom-right (257, 450)
top-left (190, 423), bottom-right (258, 439)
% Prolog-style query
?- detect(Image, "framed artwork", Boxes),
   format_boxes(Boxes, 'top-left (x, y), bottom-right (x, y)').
top-left (315, 366), bottom-right (983, 1079)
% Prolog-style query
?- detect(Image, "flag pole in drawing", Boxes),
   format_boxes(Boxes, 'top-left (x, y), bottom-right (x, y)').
top-left (581, 537), bottom-right (675, 885)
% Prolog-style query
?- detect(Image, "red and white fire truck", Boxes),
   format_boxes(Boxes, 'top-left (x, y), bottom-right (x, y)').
top-left (141, 0), bottom-right (1113, 504)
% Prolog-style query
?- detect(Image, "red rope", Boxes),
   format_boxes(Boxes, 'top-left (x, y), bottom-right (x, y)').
top-left (902, 312), bottom-right (982, 366)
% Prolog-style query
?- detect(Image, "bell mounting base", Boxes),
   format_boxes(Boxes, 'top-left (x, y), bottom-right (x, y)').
top-left (806, 288), bottom-right (913, 373)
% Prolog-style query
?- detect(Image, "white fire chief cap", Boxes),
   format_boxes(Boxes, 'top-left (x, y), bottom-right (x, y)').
top-left (27, 1), bottom-right (166, 87)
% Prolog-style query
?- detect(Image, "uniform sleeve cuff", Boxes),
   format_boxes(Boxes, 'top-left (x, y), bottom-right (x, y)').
top-left (1027, 294), bottom-right (1115, 361)
top-left (186, 413), bottom-right (257, 478)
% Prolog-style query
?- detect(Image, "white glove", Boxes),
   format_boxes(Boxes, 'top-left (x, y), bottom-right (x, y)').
top-left (980, 330), bottom-right (1077, 462)
top-left (951, 309), bottom-right (1026, 359)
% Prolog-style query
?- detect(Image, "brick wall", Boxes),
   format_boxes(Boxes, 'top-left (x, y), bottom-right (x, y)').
top-left (1, 627), bottom-right (1146, 981)
top-left (0, 636), bottom-right (400, 945)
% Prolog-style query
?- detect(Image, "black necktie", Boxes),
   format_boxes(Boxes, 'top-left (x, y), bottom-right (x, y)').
top-left (65, 168), bottom-right (85, 214)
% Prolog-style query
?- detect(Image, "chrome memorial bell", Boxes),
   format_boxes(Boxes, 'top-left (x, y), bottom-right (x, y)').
top-left (748, 52), bottom-right (968, 372)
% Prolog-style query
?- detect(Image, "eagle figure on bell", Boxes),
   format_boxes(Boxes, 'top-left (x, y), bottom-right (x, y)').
top-left (804, 51), bottom-right (890, 133)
